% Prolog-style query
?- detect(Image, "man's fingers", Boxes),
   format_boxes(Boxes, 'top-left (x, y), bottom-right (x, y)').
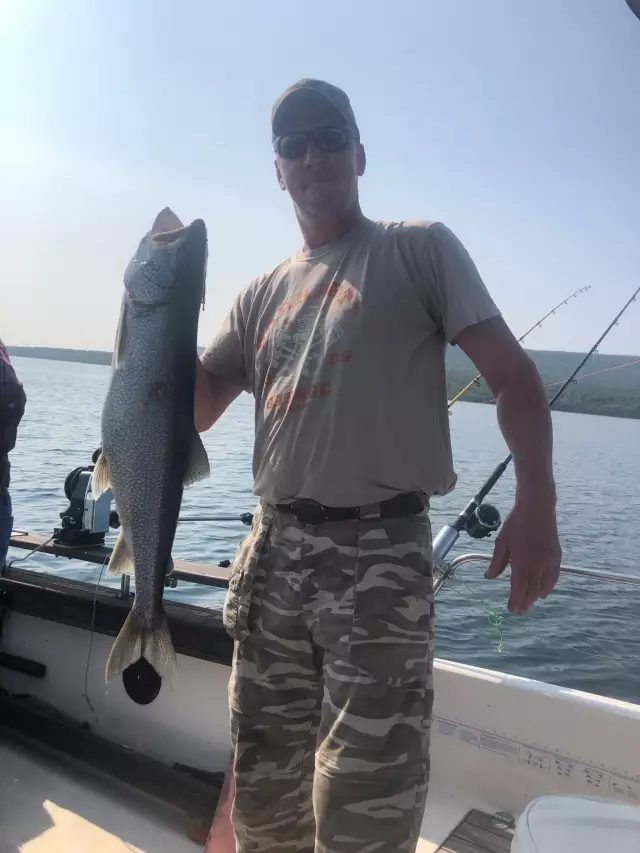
top-left (540, 563), bottom-right (560, 598)
top-left (521, 571), bottom-right (543, 613)
top-left (509, 561), bottom-right (560, 614)
top-left (507, 564), bottom-right (530, 614)
top-left (485, 532), bottom-right (509, 579)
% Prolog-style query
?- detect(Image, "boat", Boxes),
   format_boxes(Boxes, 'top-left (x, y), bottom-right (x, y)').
top-left (3, 287), bottom-right (639, 851)
top-left (3, 516), bottom-right (640, 852)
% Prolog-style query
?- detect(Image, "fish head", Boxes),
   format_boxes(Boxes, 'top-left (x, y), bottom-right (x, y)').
top-left (123, 209), bottom-right (207, 308)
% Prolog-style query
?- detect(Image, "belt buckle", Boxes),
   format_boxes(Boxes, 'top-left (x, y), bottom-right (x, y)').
top-left (290, 499), bottom-right (327, 526)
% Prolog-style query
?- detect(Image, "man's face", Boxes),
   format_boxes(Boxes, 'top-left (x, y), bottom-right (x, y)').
top-left (274, 97), bottom-right (365, 221)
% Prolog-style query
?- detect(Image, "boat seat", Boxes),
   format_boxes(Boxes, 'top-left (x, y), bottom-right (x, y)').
top-left (511, 795), bottom-right (640, 852)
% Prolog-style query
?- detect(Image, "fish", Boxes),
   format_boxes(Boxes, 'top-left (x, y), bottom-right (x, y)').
top-left (93, 207), bottom-right (210, 684)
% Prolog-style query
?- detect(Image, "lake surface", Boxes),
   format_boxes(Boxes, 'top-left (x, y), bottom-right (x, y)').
top-left (7, 357), bottom-right (640, 703)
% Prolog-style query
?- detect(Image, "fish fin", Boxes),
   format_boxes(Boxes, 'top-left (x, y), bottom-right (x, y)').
top-left (108, 530), bottom-right (134, 576)
top-left (184, 431), bottom-right (210, 487)
top-left (105, 609), bottom-right (177, 685)
top-left (92, 453), bottom-right (111, 497)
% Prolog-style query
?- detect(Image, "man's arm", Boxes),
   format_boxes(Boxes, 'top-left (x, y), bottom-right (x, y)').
top-left (454, 315), bottom-right (561, 614)
top-left (194, 358), bottom-right (242, 433)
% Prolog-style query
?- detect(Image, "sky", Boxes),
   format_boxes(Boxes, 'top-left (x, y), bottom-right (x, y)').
top-left (1, 0), bottom-right (639, 355)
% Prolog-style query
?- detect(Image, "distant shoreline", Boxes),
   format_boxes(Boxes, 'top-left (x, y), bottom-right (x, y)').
top-left (7, 345), bottom-right (640, 421)
top-left (9, 347), bottom-right (114, 366)
top-left (7, 346), bottom-right (206, 365)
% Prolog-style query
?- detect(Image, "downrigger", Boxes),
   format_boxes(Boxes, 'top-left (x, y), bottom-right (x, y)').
top-left (54, 448), bottom-right (118, 546)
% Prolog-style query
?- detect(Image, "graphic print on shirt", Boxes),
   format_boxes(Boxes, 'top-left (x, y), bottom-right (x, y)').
top-left (256, 277), bottom-right (361, 418)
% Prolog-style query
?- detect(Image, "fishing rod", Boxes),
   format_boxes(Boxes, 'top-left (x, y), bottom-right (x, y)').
top-left (543, 357), bottom-right (640, 389)
top-left (448, 285), bottom-right (590, 408)
top-left (433, 284), bottom-right (640, 568)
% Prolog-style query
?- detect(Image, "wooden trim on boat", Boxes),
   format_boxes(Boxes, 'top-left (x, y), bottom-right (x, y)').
top-left (8, 531), bottom-right (232, 588)
top-left (0, 566), bottom-right (234, 666)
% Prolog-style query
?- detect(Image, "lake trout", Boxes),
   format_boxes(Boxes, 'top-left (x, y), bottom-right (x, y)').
top-left (93, 208), bottom-right (210, 683)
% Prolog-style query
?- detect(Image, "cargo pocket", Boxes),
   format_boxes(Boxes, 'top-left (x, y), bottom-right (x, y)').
top-left (349, 511), bottom-right (434, 683)
top-left (223, 504), bottom-right (274, 642)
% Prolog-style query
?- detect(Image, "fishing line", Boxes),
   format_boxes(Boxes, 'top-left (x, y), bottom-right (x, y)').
top-left (543, 358), bottom-right (640, 390)
top-left (448, 285), bottom-right (590, 408)
top-left (446, 575), bottom-right (640, 663)
top-left (82, 554), bottom-right (109, 715)
top-left (445, 576), bottom-right (505, 652)
top-left (4, 533), bottom-right (56, 572)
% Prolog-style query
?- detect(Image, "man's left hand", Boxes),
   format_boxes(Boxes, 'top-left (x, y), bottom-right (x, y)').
top-left (485, 496), bottom-right (562, 614)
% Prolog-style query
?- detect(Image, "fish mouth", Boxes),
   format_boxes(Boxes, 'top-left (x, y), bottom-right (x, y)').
top-left (151, 217), bottom-right (206, 251)
top-left (152, 207), bottom-right (183, 236)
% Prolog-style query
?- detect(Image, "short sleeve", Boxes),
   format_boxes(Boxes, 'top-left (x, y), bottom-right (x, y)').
top-left (201, 292), bottom-right (251, 391)
top-left (423, 223), bottom-right (501, 343)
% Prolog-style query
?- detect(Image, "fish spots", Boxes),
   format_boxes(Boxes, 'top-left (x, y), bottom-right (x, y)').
top-left (141, 380), bottom-right (174, 405)
top-left (151, 381), bottom-right (168, 399)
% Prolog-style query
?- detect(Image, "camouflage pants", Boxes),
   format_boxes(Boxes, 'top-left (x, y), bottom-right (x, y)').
top-left (223, 502), bottom-right (435, 853)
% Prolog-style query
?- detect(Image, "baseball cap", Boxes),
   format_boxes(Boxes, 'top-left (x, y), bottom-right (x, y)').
top-left (271, 79), bottom-right (360, 140)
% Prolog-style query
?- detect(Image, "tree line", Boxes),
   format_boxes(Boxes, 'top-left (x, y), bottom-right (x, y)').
top-left (8, 345), bottom-right (640, 420)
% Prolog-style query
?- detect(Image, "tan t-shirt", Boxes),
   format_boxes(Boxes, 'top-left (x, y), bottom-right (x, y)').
top-left (203, 219), bottom-right (500, 506)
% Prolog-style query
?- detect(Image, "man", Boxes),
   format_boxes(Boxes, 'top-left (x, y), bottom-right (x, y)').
top-left (0, 340), bottom-right (26, 570)
top-left (195, 80), bottom-right (561, 853)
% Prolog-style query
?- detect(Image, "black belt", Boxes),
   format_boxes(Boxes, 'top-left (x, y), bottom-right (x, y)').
top-left (276, 493), bottom-right (424, 526)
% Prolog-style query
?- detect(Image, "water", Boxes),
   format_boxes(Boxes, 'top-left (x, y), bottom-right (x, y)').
top-left (7, 357), bottom-right (640, 704)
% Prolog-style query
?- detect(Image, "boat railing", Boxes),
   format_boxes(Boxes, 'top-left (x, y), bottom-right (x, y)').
top-left (434, 552), bottom-right (640, 596)
top-left (9, 531), bottom-right (640, 605)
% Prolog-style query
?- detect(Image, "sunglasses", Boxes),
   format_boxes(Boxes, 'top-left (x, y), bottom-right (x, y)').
top-left (273, 126), bottom-right (356, 160)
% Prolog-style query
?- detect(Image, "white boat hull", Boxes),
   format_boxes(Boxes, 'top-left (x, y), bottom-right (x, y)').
top-left (3, 609), bottom-right (639, 850)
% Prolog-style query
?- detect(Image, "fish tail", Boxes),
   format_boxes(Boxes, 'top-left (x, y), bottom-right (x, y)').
top-left (105, 608), bottom-right (177, 685)
top-left (142, 609), bottom-right (178, 685)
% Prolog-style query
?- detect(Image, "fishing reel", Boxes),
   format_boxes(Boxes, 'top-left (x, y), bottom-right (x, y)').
top-left (464, 502), bottom-right (501, 540)
top-left (54, 449), bottom-right (116, 546)
top-left (432, 501), bottom-right (502, 579)
top-left (54, 464), bottom-right (113, 546)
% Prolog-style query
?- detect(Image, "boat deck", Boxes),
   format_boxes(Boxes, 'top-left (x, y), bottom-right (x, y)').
top-left (0, 690), bottom-right (516, 853)
top-left (0, 734), bottom-right (202, 853)
top-left (436, 810), bottom-right (513, 852)
top-left (0, 729), bottom-right (514, 853)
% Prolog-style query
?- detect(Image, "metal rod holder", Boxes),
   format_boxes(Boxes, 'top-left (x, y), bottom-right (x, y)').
top-left (434, 553), bottom-right (640, 596)
top-left (119, 574), bottom-right (131, 599)
top-left (178, 513), bottom-right (253, 526)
